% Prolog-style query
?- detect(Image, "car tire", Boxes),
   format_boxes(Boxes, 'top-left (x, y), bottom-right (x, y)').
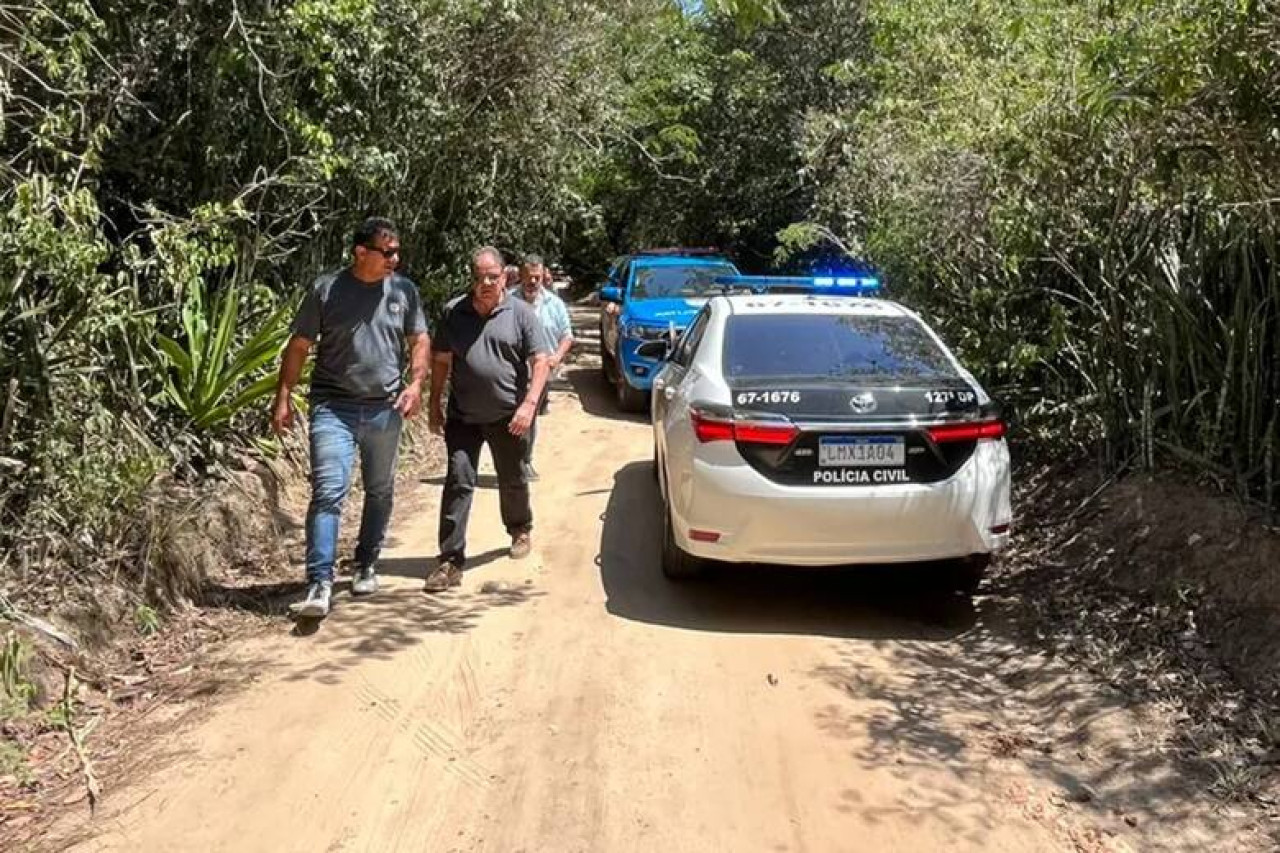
top-left (600, 344), bottom-right (614, 386)
top-left (615, 368), bottom-right (648, 413)
top-left (661, 500), bottom-right (705, 581)
top-left (947, 554), bottom-right (990, 595)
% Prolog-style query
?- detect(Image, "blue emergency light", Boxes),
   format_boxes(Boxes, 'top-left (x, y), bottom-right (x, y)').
top-left (711, 274), bottom-right (881, 296)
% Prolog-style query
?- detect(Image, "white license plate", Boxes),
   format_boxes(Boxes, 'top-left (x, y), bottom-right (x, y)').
top-left (818, 436), bottom-right (905, 467)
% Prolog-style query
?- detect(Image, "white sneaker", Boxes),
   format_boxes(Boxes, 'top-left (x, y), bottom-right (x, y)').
top-left (294, 581), bottom-right (332, 617)
top-left (351, 565), bottom-right (379, 597)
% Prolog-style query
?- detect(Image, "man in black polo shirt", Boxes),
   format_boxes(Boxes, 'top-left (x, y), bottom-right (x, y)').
top-left (425, 247), bottom-right (551, 591)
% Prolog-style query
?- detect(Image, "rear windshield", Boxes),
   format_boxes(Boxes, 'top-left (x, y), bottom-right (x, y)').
top-left (630, 264), bottom-right (737, 300)
top-left (723, 314), bottom-right (959, 381)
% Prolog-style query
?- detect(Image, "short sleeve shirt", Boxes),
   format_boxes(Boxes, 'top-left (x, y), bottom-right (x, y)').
top-left (291, 270), bottom-right (427, 403)
top-left (432, 295), bottom-right (551, 424)
top-left (509, 287), bottom-right (573, 352)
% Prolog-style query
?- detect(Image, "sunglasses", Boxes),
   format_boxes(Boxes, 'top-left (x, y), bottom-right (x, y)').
top-left (362, 244), bottom-right (401, 259)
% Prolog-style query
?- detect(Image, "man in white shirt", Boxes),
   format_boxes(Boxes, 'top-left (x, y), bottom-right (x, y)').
top-left (509, 253), bottom-right (573, 481)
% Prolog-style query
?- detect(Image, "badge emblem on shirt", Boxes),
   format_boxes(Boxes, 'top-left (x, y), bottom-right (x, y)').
top-left (388, 301), bottom-right (403, 315)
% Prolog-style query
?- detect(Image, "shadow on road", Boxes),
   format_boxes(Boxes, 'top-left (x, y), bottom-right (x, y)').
top-left (278, 582), bottom-right (541, 684)
top-left (598, 460), bottom-right (976, 640)
top-left (378, 547), bottom-right (508, 579)
top-left (564, 366), bottom-right (648, 425)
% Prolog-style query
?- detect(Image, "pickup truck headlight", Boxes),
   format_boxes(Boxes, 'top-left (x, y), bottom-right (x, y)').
top-left (624, 323), bottom-right (674, 341)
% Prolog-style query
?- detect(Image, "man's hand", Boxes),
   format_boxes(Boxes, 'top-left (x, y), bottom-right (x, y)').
top-left (395, 382), bottom-right (423, 419)
top-left (509, 399), bottom-right (537, 436)
top-left (428, 405), bottom-right (445, 436)
top-left (548, 354), bottom-right (561, 371)
top-left (271, 394), bottom-right (294, 436)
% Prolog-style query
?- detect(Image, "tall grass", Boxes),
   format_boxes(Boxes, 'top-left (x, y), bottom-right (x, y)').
top-left (1060, 213), bottom-right (1279, 507)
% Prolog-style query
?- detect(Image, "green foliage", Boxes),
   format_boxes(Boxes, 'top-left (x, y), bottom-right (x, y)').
top-left (0, 0), bottom-right (727, 601)
top-left (133, 604), bottom-right (161, 637)
top-left (0, 632), bottom-right (36, 718)
top-left (156, 280), bottom-right (293, 433)
top-left (0, 740), bottom-right (30, 784)
top-left (797, 0), bottom-right (1280, 505)
top-left (590, 0), bottom-right (868, 270)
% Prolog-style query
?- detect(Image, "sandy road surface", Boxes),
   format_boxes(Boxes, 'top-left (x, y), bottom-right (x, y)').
top-left (48, 306), bottom-right (1234, 853)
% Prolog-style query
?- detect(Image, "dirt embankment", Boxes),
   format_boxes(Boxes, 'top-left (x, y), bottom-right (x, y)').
top-left (1006, 465), bottom-right (1280, 810)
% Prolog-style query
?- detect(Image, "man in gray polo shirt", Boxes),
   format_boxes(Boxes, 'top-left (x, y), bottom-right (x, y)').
top-left (426, 247), bottom-right (551, 591)
top-left (272, 217), bottom-right (429, 617)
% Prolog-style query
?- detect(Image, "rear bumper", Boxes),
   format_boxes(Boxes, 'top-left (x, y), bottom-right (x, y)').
top-left (671, 440), bottom-right (1012, 566)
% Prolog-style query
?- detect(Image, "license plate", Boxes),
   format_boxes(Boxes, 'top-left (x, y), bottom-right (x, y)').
top-left (818, 436), bottom-right (905, 467)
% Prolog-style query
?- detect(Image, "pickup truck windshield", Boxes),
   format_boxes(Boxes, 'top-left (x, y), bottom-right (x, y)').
top-left (630, 264), bottom-right (738, 300)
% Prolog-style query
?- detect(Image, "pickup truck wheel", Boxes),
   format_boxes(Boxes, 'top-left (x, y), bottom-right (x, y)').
top-left (600, 348), bottom-right (614, 386)
top-left (615, 368), bottom-right (648, 413)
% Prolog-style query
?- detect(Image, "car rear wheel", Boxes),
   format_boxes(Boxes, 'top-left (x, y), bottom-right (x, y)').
top-left (661, 500), bottom-right (705, 581)
top-left (947, 554), bottom-right (990, 595)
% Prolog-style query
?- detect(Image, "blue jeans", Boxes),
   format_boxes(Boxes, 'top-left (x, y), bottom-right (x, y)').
top-left (305, 400), bottom-right (403, 583)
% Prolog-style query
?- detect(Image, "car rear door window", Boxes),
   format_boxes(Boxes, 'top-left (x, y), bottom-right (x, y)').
top-left (724, 314), bottom-right (958, 380)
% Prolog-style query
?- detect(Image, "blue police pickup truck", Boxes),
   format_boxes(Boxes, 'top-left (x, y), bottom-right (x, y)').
top-left (598, 249), bottom-right (740, 412)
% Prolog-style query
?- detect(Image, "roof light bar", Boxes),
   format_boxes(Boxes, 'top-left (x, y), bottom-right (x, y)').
top-left (711, 274), bottom-right (881, 296)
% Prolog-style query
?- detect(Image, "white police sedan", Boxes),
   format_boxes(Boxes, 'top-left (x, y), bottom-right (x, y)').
top-left (644, 281), bottom-right (1011, 591)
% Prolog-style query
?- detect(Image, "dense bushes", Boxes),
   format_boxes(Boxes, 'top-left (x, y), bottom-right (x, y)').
top-left (814, 0), bottom-right (1280, 505)
top-left (0, 0), bottom-right (706, 599)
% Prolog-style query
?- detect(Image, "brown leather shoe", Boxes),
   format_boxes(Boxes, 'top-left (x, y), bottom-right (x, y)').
top-left (509, 532), bottom-right (532, 560)
top-left (424, 561), bottom-right (461, 592)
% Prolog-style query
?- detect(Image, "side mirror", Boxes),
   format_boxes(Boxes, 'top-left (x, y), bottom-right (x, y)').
top-left (635, 340), bottom-right (670, 360)
top-left (599, 285), bottom-right (622, 303)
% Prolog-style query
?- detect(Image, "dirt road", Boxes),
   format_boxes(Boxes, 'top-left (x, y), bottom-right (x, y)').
top-left (47, 308), bottom-right (1249, 853)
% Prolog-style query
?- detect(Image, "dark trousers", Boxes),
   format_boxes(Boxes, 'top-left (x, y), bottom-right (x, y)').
top-left (438, 417), bottom-right (532, 566)
top-left (523, 387), bottom-right (550, 466)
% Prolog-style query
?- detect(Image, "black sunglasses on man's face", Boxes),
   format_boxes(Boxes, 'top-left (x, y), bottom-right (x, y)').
top-left (362, 244), bottom-right (401, 259)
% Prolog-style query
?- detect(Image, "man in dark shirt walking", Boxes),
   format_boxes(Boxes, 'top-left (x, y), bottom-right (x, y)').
top-left (272, 217), bottom-right (429, 617)
top-left (426, 247), bottom-right (550, 591)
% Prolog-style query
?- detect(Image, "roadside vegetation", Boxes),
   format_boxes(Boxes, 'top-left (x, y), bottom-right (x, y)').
top-left (1, 0), bottom-right (1276, 823)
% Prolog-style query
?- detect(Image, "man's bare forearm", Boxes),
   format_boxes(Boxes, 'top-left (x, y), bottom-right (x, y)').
top-left (524, 354), bottom-right (551, 406)
top-left (275, 336), bottom-right (313, 398)
top-left (428, 352), bottom-right (451, 408)
top-left (554, 335), bottom-right (573, 364)
top-left (407, 333), bottom-right (430, 388)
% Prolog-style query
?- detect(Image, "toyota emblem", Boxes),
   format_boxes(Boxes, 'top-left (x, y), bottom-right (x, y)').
top-left (849, 392), bottom-right (877, 414)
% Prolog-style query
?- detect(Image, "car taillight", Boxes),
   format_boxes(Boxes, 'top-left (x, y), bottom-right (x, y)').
top-left (691, 410), bottom-right (735, 443)
top-left (691, 410), bottom-right (798, 446)
top-left (927, 419), bottom-right (1006, 443)
top-left (734, 420), bottom-right (800, 446)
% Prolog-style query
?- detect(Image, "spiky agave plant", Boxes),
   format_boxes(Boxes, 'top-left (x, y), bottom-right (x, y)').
top-left (155, 278), bottom-right (294, 433)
